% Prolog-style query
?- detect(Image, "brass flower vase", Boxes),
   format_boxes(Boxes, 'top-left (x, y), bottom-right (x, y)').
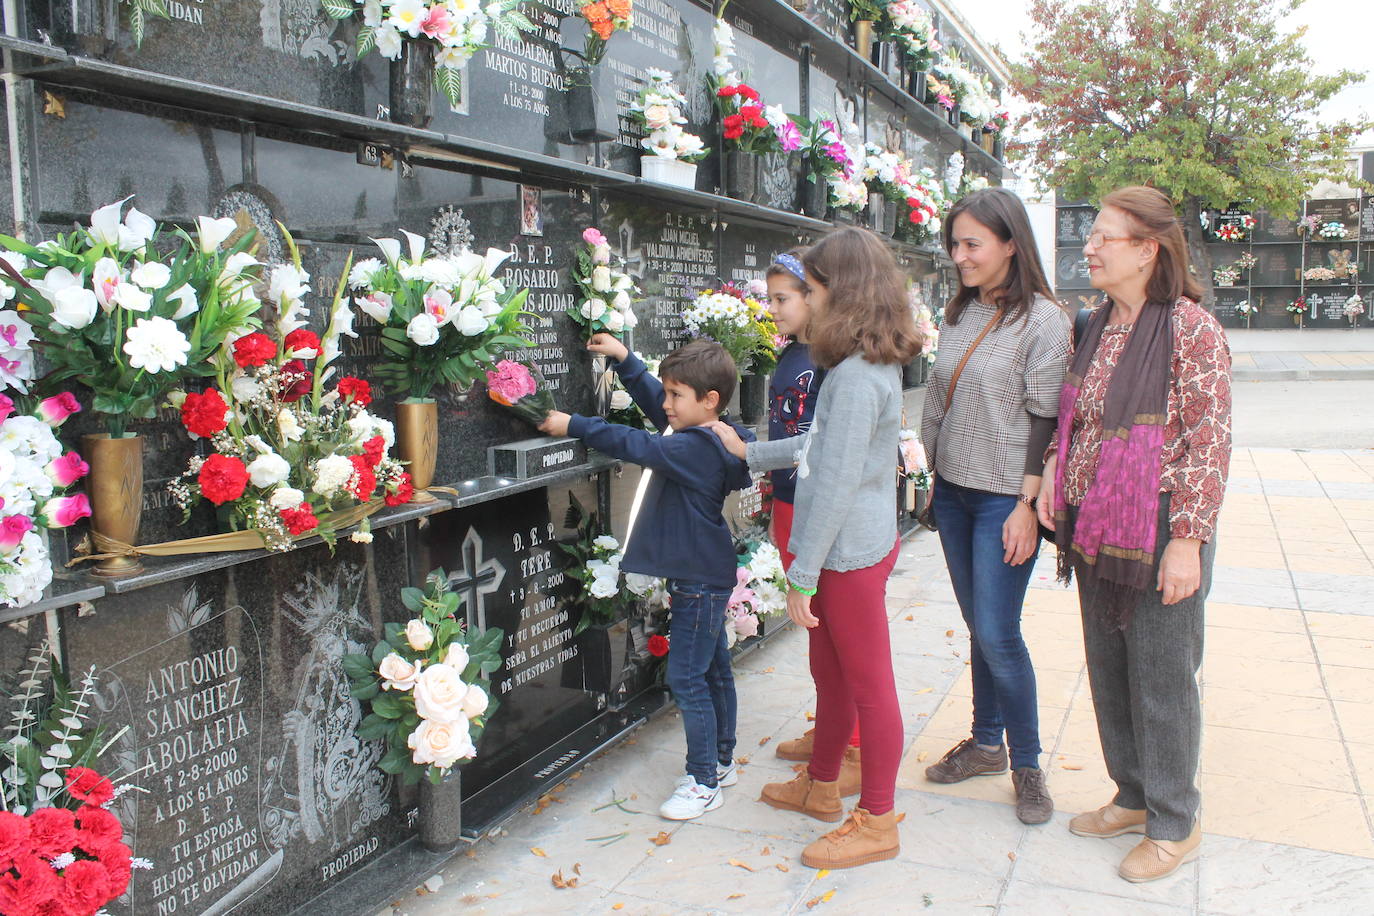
top-left (852, 20), bottom-right (874, 59)
top-left (82, 434), bottom-right (145, 577)
top-left (395, 399), bottom-right (439, 503)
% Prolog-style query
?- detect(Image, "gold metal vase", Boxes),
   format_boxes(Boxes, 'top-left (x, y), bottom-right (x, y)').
top-left (395, 400), bottom-right (439, 503)
top-left (853, 20), bottom-right (875, 60)
top-left (82, 434), bottom-right (145, 577)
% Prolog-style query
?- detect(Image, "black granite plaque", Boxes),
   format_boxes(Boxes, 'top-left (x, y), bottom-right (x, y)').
top-left (1361, 195), bottom-right (1374, 240)
top-left (719, 223), bottom-right (806, 291)
top-left (1055, 248), bottom-right (1093, 291)
top-left (1306, 198), bottom-right (1360, 235)
top-left (1306, 290), bottom-right (1352, 323)
top-left (65, 531), bottom-right (416, 916)
top-left (1252, 244), bottom-right (1302, 287)
top-left (801, 0), bottom-right (851, 43)
top-left (1304, 242), bottom-right (1359, 286)
top-left (1056, 206), bottom-right (1097, 245)
top-left (1211, 287), bottom-right (1248, 323)
top-left (1253, 210), bottom-right (1299, 243)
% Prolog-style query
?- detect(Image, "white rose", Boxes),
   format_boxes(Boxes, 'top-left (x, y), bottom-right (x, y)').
top-left (460, 683), bottom-right (489, 718)
top-left (622, 309), bottom-right (639, 329)
top-left (604, 310), bottom-right (625, 333)
top-left (168, 284), bottom-right (199, 320)
top-left (246, 451), bottom-right (290, 488)
top-left (589, 573), bottom-right (619, 599)
top-left (269, 486), bottom-right (305, 510)
top-left (455, 305), bottom-right (488, 336)
top-left (412, 663), bottom-right (469, 723)
top-left (609, 390), bottom-right (632, 411)
top-left (407, 716), bottom-right (475, 769)
top-left (378, 652), bottom-right (424, 691)
top-left (580, 299), bottom-right (607, 321)
top-left (406, 618), bottom-right (434, 651)
top-left (643, 103), bottom-right (674, 130)
top-left (612, 290), bottom-right (632, 311)
top-left (591, 265), bottom-right (612, 292)
top-left (406, 312), bottom-right (440, 346)
top-left (129, 261), bottom-right (171, 290)
top-left (443, 643), bottom-right (470, 672)
top-left (50, 286), bottom-right (97, 330)
top-left (593, 535), bottom-right (619, 550)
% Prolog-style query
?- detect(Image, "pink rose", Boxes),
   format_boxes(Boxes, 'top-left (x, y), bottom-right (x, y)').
top-left (0, 393), bottom-right (12, 424)
top-left (485, 360), bottom-right (538, 405)
top-left (36, 393), bottom-right (81, 427)
top-left (732, 609), bottom-right (759, 639)
top-left (581, 227), bottom-right (607, 247)
top-left (420, 4), bottom-right (451, 37)
top-left (38, 494), bottom-right (92, 529)
top-left (0, 516), bottom-right (33, 554)
top-left (46, 452), bottom-right (89, 487)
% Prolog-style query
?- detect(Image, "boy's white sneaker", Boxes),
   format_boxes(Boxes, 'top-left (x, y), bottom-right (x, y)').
top-left (717, 761), bottom-right (739, 787)
top-left (659, 777), bottom-right (723, 820)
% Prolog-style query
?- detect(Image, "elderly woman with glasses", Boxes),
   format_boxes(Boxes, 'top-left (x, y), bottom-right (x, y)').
top-left (1037, 186), bottom-right (1232, 883)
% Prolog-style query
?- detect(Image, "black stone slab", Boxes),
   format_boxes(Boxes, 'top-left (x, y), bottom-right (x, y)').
top-left (1361, 195), bottom-right (1374, 241)
top-left (1306, 198), bottom-right (1360, 235)
top-left (1252, 244), bottom-right (1303, 288)
top-left (63, 529), bottom-right (418, 916)
top-left (1253, 209), bottom-right (1299, 243)
top-left (1211, 286), bottom-right (1249, 324)
top-left (719, 221), bottom-right (807, 290)
top-left (1055, 205), bottom-right (1096, 245)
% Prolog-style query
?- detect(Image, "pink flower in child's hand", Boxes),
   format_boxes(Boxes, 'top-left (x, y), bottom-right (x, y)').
top-left (0, 515), bottom-right (33, 554)
top-left (36, 392), bottom-right (81, 427)
top-left (732, 609), bottom-right (759, 639)
top-left (46, 451), bottom-right (89, 487)
top-left (485, 360), bottom-right (538, 406)
top-left (38, 493), bottom-right (92, 529)
top-left (582, 227), bottom-right (607, 247)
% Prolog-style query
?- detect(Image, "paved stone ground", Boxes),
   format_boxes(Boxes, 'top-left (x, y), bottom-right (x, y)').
top-left (1227, 328), bottom-right (1374, 381)
top-left (375, 445), bottom-right (1374, 916)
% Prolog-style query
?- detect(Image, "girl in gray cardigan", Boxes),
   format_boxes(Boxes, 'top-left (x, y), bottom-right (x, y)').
top-left (711, 227), bottom-right (922, 871)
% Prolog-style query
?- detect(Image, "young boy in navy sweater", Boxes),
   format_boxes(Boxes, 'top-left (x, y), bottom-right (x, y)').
top-left (539, 334), bottom-right (756, 820)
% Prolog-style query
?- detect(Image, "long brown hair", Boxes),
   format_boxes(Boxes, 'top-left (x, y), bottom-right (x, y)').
top-left (943, 187), bottom-right (1056, 327)
top-left (1100, 186), bottom-right (1203, 305)
top-left (803, 228), bottom-right (921, 368)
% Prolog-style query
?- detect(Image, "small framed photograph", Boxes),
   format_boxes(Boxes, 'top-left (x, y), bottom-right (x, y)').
top-left (519, 185), bottom-right (543, 237)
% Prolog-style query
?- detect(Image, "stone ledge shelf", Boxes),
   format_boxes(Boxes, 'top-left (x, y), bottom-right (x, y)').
top-left (0, 574), bottom-right (106, 625)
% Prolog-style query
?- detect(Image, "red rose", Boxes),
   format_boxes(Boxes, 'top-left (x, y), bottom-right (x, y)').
top-left (278, 359), bottom-right (312, 403)
top-left (282, 329), bottom-right (321, 356)
top-left (384, 473), bottom-right (414, 507)
top-left (96, 843), bottom-right (132, 898)
top-left (723, 114), bottom-right (744, 140)
top-left (26, 807), bottom-right (77, 859)
top-left (231, 332), bottom-right (277, 368)
top-left (362, 435), bottom-right (386, 468)
top-left (64, 768), bottom-right (115, 807)
top-left (347, 455), bottom-right (377, 501)
top-left (72, 805), bottom-right (122, 856)
top-left (58, 858), bottom-right (110, 915)
top-left (180, 389), bottom-right (230, 438)
top-left (280, 503), bottom-right (319, 536)
top-left (336, 376), bottom-right (372, 407)
top-left (198, 454), bottom-right (249, 506)
top-left (648, 634), bottom-right (669, 657)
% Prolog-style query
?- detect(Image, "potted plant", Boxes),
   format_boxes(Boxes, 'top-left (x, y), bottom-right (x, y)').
top-left (0, 199), bottom-right (267, 576)
top-left (345, 568), bottom-right (504, 851)
top-left (629, 69), bottom-right (708, 189)
top-left (348, 232), bottom-right (532, 496)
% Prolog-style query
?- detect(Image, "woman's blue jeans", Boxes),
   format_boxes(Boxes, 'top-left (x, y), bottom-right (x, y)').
top-left (933, 476), bottom-right (1043, 770)
top-left (666, 581), bottom-right (737, 787)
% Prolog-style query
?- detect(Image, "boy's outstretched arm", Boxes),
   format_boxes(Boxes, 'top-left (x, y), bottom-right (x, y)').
top-left (540, 410), bottom-right (699, 486)
top-left (588, 333), bottom-right (669, 429)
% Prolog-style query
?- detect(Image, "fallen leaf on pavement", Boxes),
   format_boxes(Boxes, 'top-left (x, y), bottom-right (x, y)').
top-left (1008, 852), bottom-right (1017, 862)
top-left (763, 667), bottom-right (775, 673)
top-left (1061, 763), bottom-right (1083, 771)
top-left (816, 869), bottom-right (830, 879)
top-left (728, 859), bottom-right (757, 872)
top-left (758, 737), bottom-right (770, 746)
top-left (612, 904), bottom-right (625, 910)
top-left (945, 629), bottom-right (955, 637)
top-left (651, 831), bottom-right (672, 846)
top-left (805, 889), bottom-right (837, 908)
top-left (736, 755), bottom-right (751, 765)
top-left (727, 893), bottom-right (745, 900)
top-left (916, 751), bottom-right (929, 762)
top-left (896, 812), bottom-right (906, 823)
top-left (573, 863), bottom-right (582, 875)
top-left (776, 863), bottom-right (790, 872)
top-left (530, 847), bottom-right (547, 857)
top-left (905, 615), bottom-right (914, 621)
top-left (550, 869), bottom-right (578, 889)
top-left (915, 687), bottom-right (933, 694)
top-left (760, 845), bottom-right (771, 855)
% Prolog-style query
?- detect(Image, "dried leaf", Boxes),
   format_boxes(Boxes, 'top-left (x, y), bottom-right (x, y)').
top-left (915, 687), bottom-right (933, 694)
top-left (760, 845), bottom-right (771, 856)
top-left (916, 751), bottom-right (929, 762)
top-left (1061, 763), bottom-right (1084, 771)
top-left (612, 904), bottom-right (625, 910)
top-left (1007, 851), bottom-right (1017, 862)
top-left (41, 92), bottom-right (66, 119)
top-left (728, 859), bottom-right (757, 872)
top-left (776, 863), bottom-right (790, 872)
top-left (758, 736), bottom-right (770, 746)
top-left (550, 869), bottom-right (579, 889)
top-left (727, 893), bottom-right (745, 900)
top-left (945, 629), bottom-right (955, 637)
top-left (905, 615), bottom-right (914, 621)
top-left (531, 847), bottom-right (548, 857)
top-left (816, 869), bottom-right (830, 878)
top-left (895, 812), bottom-right (906, 823)
top-left (736, 755), bottom-right (751, 765)
top-left (763, 666), bottom-right (775, 673)
top-left (651, 831), bottom-right (672, 846)
top-left (573, 863), bottom-right (582, 875)
top-left (805, 888), bottom-right (838, 909)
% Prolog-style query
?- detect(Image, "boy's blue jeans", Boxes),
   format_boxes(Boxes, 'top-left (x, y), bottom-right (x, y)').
top-left (666, 581), bottom-right (737, 787)
top-left (933, 477), bottom-right (1043, 770)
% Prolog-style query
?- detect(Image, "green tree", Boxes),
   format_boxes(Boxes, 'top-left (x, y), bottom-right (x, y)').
top-left (1011, 0), bottom-right (1368, 301)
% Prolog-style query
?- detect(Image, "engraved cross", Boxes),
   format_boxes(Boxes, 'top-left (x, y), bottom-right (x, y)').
top-left (447, 527), bottom-right (506, 631)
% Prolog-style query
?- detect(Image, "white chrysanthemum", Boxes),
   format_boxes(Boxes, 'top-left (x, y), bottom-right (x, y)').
top-left (122, 316), bottom-right (190, 373)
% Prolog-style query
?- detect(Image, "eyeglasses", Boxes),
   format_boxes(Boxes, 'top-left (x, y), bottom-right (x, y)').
top-left (1085, 231), bottom-right (1134, 249)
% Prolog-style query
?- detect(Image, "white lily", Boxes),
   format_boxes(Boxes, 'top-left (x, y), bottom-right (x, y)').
top-left (118, 207), bottom-right (156, 252)
top-left (400, 229), bottom-right (427, 264)
top-left (371, 237), bottom-right (403, 267)
top-left (88, 197), bottom-right (134, 249)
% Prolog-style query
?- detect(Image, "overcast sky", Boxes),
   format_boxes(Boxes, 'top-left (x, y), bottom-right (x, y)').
top-left (964, 0), bottom-right (1373, 146)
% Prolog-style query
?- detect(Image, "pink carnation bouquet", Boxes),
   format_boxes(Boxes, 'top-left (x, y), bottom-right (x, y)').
top-left (485, 360), bottom-right (556, 426)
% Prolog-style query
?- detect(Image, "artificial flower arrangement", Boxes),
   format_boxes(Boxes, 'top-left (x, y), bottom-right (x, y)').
top-left (896, 168), bottom-right (945, 243)
top-left (848, 0), bottom-right (886, 25)
top-left (574, 0), bottom-right (632, 65)
top-left (1234, 251), bottom-right (1258, 271)
top-left (912, 291), bottom-right (940, 363)
top-left (899, 428), bottom-right (932, 490)
top-left (933, 53), bottom-right (996, 127)
top-left (349, 232), bottom-right (532, 402)
top-left (1214, 215), bottom-right (1255, 243)
top-left (630, 69), bottom-right (708, 165)
top-left (1286, 295), bottom-right (1308, 315)
top-left (569, 228), bottom-right (640, 337)
top-left (0, 642), bottom-right (152, 914)
top-left (559, 493), bottom-right (655, 634)
top-left (1318, 221), bottom-right (1350, 241)
top-left (1296, 215), bottom-right (1320, 237)
top-left (0, 198), bottom-right (267, 438)
top-left (1303, 266), bottom-right (1337, 282)
top-left (0, 393), bottom-right (92, 608)
top-left (485, 359), bottom-right (557, 427)
top-left (926, 73), bottom-right (957, 113)
top-left (885, 0), bottom-right (940, 71)
top-left (168, 245), bottom-right (413, 551)
top-left (1235, 299), bottom-right (1256, 317)
top-left (795, 115), bottom-right (867, 213)
top-left (711, 19), bottom-right (802, 155)
top-left (1344, 293), bottom-right (1364, 322)
top-left (344, 569), bottom-right (503, 783)
top-left (682, 284), bottom-right (776, 376)
top-left (1213, 264), bottom-right (1242, 287)
top-left (320, 0), bottom-right (536, 107)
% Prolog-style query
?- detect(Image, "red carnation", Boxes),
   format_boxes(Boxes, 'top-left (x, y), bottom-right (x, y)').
top-left (181, 389), bottom-right (230, 438)
top-left (0, 811), bottom-right (29, 861)
top-left (737, 84), bottom-right (759, 101)
top-left (97, 843), bottom-right (133, 897)
top-left (739, 104), bottom-right (761, 120)
top-left (716, 85), bottom-right (738, 97)
top-left (0, 854), bottom-right (61, 916)
top-left (198, 454), bottom-right (249, 506)
top-left (231, 332), bottom-right (277, 368)
top-left (648, 634), bottom-right (669, 657)
top-left (73, 805), bottom-right (122, 856)
top-left (278, 359), bottom-right (313, 403)
top-left (59, 858), bottom-right (110, 915)
top-left (33, 899), bottom-right (68, 916)
top-left (26, 807), bottom-right (77, 860)
top-left (337, 376), bottom-right (372, 407)
top-left (348, 455), bottom-right (377, 501)
top-left (362, 435), bottom-right (386, 468)
top-left (280, 503), bottom-right (319, 536)
top-left (385, 473), bottom-right (414, 507)
top-left (283, 328), bottom-right (321, 356)
top-left (65, 767), bottom-right (115, 807)
top-left (723, 114), bottom-right (744, 140)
